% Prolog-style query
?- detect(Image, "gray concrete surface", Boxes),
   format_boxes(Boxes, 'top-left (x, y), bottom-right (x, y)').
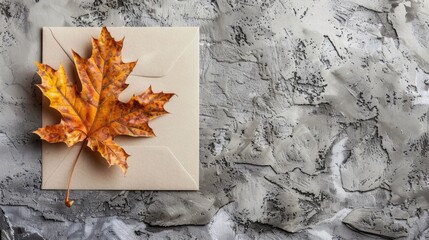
top-left (0, 0), bottom-right (428, 239)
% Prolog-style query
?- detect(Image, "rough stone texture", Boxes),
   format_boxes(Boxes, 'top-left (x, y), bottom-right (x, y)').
top-left (0, 0), bottom-right (428, 239)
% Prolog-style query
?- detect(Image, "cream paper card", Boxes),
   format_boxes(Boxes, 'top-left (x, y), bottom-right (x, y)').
top-left (41, 27), bottom-right (199, 190)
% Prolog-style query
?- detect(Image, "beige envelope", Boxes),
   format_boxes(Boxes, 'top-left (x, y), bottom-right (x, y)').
top-left (41, 27), bottom-right (199, 190)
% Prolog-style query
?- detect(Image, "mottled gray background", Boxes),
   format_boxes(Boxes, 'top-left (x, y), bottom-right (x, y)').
top-left (0, 0), bottom-right (428, 239)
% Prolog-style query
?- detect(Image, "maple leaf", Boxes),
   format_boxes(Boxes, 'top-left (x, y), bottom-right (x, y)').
top-left (34, 27), bottom-right (174, 207)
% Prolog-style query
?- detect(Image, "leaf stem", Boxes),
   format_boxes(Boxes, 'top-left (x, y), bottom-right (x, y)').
top-left (65, 140), bottom-right (86, 207)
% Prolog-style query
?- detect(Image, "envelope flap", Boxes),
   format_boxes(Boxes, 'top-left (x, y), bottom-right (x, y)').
top-left (42, 144), bottom-right (198, 190)
top-left (47, 27), bottom-right (199, 77)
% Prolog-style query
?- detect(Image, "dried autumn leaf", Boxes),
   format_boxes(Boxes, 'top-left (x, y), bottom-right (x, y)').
top-left (34, 27), bottom-right (174, 207)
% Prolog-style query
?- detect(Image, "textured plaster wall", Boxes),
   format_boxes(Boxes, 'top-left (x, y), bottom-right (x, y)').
top-left (0, 0), bottom-right (428, 239)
